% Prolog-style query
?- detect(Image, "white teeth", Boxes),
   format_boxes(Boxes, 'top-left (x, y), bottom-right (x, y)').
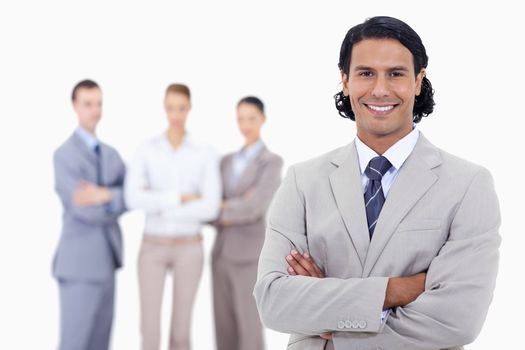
top-left (368, 104), bottom-right (394, 112)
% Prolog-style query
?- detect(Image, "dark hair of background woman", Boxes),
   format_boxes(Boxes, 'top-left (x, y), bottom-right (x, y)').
top-left (334, 16), bottom-right (435, 123)
top-left (237, 96), bottom-right (265, 115)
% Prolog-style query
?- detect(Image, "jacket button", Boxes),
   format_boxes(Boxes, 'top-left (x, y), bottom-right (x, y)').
top-left (358, 320), bottom-right (367, 328)
top-left (344, 320), bottom-right (352, 328)
top-left (337, 320), bottom-right (345, 329)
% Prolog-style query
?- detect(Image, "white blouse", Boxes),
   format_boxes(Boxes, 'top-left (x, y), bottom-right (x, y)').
top-left (125, 133), bottom-right (221, 237)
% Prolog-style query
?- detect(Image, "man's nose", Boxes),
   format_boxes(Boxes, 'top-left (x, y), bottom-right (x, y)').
top-left (371, 75), bottom-right (390, 98)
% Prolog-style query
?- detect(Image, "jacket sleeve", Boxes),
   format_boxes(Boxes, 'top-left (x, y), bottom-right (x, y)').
top-left (253, 165), bottom-right (389, 336)
top-left (53, 150), bottom-right (123, 226)
top-left (219, 155), bottom-right (283, 225)
top-left (161, 149), bottom-right (222, 222)
top-left (124, 144), bottom-right (181, 212)
top-left (332, 167), bottom-right (501, 349)
top-left (105, 153), bottom-right (127, 216)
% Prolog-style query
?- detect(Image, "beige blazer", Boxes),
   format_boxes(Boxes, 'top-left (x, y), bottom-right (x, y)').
top-left (254, 133), bottom-right (501, 350)
top-left (213, 145), bottom-right (283, 262)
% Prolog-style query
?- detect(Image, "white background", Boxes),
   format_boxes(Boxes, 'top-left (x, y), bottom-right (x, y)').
top-left (0, 1), bottom-right (523, 349)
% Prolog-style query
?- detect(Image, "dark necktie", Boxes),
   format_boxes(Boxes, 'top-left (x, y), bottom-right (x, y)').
top-left (364, 156), bottom-right (392, 239)
top-left (94, 144), bottom-right (102, 185)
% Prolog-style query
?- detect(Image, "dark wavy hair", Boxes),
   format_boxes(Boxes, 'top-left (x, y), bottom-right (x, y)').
top-left (334, 16), bottom-right (435, 123)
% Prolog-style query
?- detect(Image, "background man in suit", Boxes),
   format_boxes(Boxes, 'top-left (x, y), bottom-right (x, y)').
top-left (212, 96), bottom-right (283, 350)
top-left (52, 79), bottom-right (127, 350)
top-left (254, 17), bottom-right (501, 350)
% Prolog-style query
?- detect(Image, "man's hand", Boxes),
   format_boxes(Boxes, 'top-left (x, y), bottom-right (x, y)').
top-left (286, 250), bottom-right (325, 278)
top-left (285, 250), bottom-right (332, 340)
top-left (285, 251), bottom-right (427, 340)
top-left (73, 181), bottom-right (112, 206)
top-left (384, 272), bottom-right (427, 309)
top-left (181, 193), bottom-right (200, 203)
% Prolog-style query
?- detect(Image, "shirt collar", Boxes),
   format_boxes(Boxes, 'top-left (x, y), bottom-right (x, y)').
top-left (162, 131), bottom-right (195, 150)
top-left (237, 139), bottom-right (265, 160)
top-left (355, 127), bottom-right (420, 175)
top-left (75, 126), bottom-right (99, 152)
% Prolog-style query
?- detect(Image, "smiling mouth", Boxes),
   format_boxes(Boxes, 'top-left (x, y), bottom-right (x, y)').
top-left (364, 103), bottom-right (398, 115)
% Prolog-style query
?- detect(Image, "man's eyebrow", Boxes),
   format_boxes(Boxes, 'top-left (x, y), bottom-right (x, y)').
top-left (390, 66), bottom-right (409, 71)
top-left (352, 65), bottom-right (410, 71)
top-left (353, 65), bottom-right (374, 71)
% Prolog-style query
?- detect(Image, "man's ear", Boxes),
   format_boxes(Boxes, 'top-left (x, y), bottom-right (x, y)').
top-left (341, 71), bottom-right (350, 96)
top-left (415, 68), bottom-right (426, 96)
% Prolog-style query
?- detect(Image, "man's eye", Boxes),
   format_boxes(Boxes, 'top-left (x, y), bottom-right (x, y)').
top-left (391, 71), bottom-right (405, 77)
top-left (358, 71), bottom-right (373, 77)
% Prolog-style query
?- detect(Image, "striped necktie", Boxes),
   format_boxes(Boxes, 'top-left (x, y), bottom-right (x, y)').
top-left (364, 156), bottom-right (392, 239)
top-left (94, 144), bottom-right (102, 185)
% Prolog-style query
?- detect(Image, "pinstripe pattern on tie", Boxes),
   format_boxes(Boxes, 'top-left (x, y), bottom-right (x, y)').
top-left (364, 156), bottom-right (392, 239)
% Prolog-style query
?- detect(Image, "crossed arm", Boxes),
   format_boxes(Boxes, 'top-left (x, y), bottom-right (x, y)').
top-left (285, 250), bottom-right (426, 340)
top-left (217, 156), bottom-right (283, 226)
top-left (54, 151), bottom-right (126, 225)
top-left (124, 148), bottom-right (221, 222)
top-left (254, 166), bottom-right (501, 349)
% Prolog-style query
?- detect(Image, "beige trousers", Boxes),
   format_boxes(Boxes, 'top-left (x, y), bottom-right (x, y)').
top-left (138, 234), bottom-right (204, 350)
top-left (212, 257), bottom-right (265, 350)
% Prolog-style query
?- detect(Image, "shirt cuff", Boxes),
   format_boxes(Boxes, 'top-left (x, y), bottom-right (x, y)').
top-left (381, 309), bottom-right (391, 324)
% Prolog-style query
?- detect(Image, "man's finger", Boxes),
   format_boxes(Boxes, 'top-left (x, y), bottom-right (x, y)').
top-left (320, 332), bottom-right (333, 340)
top-left (291, 250), bottom-right (319, 277)
top-left (305, 253), bottom-right (325, 278)
top-left (286, 254), bottom-right (308, 275)
top-left (287, 267), bottom-right (297, 275)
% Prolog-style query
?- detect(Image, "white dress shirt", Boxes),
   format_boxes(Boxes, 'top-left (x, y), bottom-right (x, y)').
top-left (125, 132), bottom-right (221, 237)
top-left (75, 127), bottom-right (99, 152)
top-left (354, 127), bottom-right (420, 323)
top-left (355, 128), bottom-right (420, 196)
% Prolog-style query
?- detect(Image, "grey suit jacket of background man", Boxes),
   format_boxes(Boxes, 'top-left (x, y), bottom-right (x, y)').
top-left (254, 133), bottom-right (501, 350)
top-left (53, 133), bottom-right (126, 281)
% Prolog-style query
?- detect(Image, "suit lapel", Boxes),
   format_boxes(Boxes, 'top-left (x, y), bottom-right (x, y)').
top-left (98, 143), bottom-right (110, 185)
top-left (70, 132), bottom-right (103, 184)
top-left (222, 154), bottom-right (234, 198)
top-left (362, 134), bottom-right (442, 276)
top-left (329, 142), bottom-right (370, 269)
top-left (233, 146), bottom-right (268, 196)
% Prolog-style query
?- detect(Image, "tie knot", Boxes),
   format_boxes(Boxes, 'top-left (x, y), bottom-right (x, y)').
top-left (365, 156), bottom-right (392, 181)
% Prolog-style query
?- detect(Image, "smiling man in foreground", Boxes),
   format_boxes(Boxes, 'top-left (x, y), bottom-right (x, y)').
top-left (253, 16), bottom-right (501, 350)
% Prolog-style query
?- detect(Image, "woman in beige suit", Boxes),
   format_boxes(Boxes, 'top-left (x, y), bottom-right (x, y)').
top-left (212, 96), bottom-right (283, 350)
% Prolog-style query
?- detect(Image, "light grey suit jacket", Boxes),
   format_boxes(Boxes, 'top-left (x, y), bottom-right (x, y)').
top-left (254, 133), bottom-right (501, 350)
top-left (213, 145), bottom-right (283, 262)
top-left (53, 132), bottom-right (127, 282)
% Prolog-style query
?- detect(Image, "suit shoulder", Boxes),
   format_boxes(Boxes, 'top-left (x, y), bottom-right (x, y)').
top-left (437, 148), bottom-right (490, 180)
top-left (284, 145), bottom-right (348, 190)
top-left (221, 152), bottom-right (234, 163)
top-left (53, 136), bottom-right (75, 161)
top-left (290, 145), bottom-right (346, 175)
top-left (260, 149), bottom-right (284, 166)
top-left (100, 141), bottom-right (122, 158)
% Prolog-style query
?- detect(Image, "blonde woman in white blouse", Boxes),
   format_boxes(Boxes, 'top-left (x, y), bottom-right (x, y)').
top-left (125, 84), bottom-right (221, 350)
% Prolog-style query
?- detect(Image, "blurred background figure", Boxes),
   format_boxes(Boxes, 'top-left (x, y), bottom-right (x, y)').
top-left (52, 79), bottom-right (127, 350)
top-left (212, 96), bottom-right (283, 350)
top-left (124, 83), bottom-right (221, 350)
